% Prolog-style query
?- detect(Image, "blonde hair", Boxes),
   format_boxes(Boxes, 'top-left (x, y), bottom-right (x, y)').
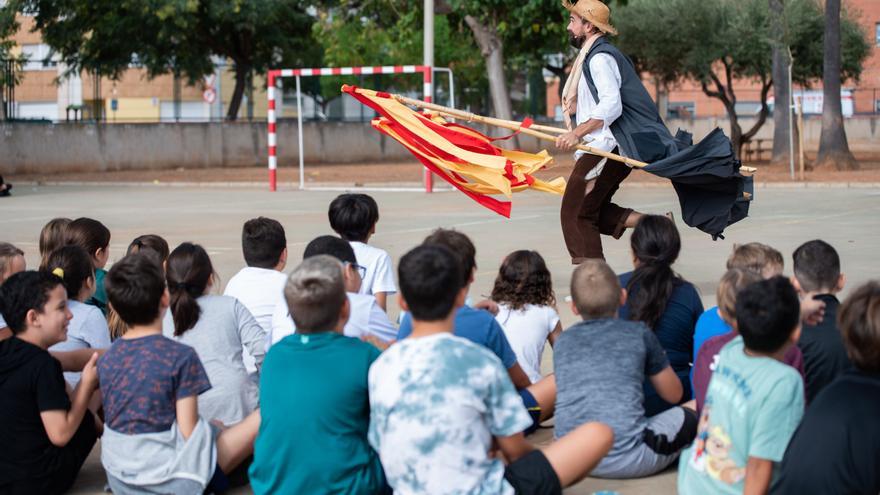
top-left (0, 242), bottom-right (25, 283)
top-left (716, 268), bottom-right (763, 325)
top-left (726, 242), bottom-right (784, 278)
top-left (571, 259), bottom-right (620, 319)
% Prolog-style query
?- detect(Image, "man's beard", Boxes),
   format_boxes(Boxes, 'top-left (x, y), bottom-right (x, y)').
top-left (568, 31), bottom-right (586, 49)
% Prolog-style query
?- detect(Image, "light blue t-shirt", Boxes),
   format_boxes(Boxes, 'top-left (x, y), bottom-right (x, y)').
top-left (398, 306), bottom-right (518, 369)
top-left (368, 333), bottom-right (532, 495)
top-left (693, 306), bottom-right (731, 363)
top-left (678, 336), bottom-right (804, 495)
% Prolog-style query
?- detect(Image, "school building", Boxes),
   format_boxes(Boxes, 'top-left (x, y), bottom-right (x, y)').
top-left (3, 14), bottom-right (269, 122)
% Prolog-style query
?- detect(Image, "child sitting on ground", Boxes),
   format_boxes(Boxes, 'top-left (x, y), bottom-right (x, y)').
top-left (223, 218), bottom-right (288, 373)
top-left (329, 194), bottom-right (396, 311)
top-left (397, 229), bottom-right (532, 390)
top-left (64, 217), bottom-right (111, 315)
top-left (0, 271), bottom-right (100, 494)
top-left (791, 239), bottom-right (851, 403)
top-left (249, 255), bottom-right (387, 494)
top-left (38, 218), bottom-right (72, 267)
top-left (44, 246), bottom-right (111, 387)
top-left (270, 235), bottom-right (397, 346)
top-left (369, 245), bottom-right (613, 494)
top-left (108, 234), bottom-right (171, 340)
top-left (0, 242), bottom-right (27, 339)
top-left (98, 254), bottom-right (259, 494)
top-left (162, 243), bottom-right (265, 427)
top-left (678, 277), bottom-right (805, 494)
top-left (692, 268), bottom-right (804, 414)
top-left (556, 259), bottom-right (696, 479)
top-left (773, 281), bottom-right (880, 494)
top-left (490, 250), bottom-right (561, 384)
top-left (693, 242), bottom-right (784, 359)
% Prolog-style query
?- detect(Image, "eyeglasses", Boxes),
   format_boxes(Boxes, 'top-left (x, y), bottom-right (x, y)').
top-left (346, 262), bottom-right (367, 279)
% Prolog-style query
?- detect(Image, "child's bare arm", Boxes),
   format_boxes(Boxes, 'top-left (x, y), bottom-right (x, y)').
top-left (507, 363), bottom-right (532, 389)
top-left (547, 321), bottom-right (563, 347)
top-left (40, 353), bottom-right (99, 447)
top-left (175, 395), bottom-right (199, 440)
top-left (648, 366), bottom-right (683, 404)
top-left (496, 432), bottom-right (534, 463)
top-left (743, 456), bottom-right (774, 495)
top-left (51, 348), bottom-right (106, 372)
top-left (374, 292), bottom-right (388, 312)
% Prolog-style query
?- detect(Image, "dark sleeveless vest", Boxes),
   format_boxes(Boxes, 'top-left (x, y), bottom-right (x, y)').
top-left (582, 36), bottom-right (677, 163)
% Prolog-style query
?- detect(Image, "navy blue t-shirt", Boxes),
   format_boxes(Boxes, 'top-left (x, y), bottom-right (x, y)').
top-left (397, 305), bottom-right (518, 369)
top-left (619, 271), bottom-right (702, 414)
top-left (98, 334), bottom-right (211, 434)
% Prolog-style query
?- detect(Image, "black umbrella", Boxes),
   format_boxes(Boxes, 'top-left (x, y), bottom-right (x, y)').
top-left (642, 127), bottom-right (753, 240)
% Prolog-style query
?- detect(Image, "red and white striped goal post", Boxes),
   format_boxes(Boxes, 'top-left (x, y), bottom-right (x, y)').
top-left (267, 65), bottom-right (434, 192)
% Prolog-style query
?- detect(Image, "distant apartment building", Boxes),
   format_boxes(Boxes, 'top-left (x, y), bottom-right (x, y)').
top-left (5, 15), bottom-right (268, 122)
top-left (546, 0), bottom-right (880, 120)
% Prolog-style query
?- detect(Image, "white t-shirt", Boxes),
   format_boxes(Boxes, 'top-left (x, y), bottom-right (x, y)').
top-left (223, 267), bottom-right (288, 373)
top-left (575, 53), bottom-right (623, 180)
top-left (494, 304), bottom-right (560, 383)
top-left (50, 300), bottom-right (112, 386)
top-left (368, 333), bottom-right (533, 494)
top-left (350, 241), bottom-right (397, 297)
top-left (269, 292), bottom-right (398, 348)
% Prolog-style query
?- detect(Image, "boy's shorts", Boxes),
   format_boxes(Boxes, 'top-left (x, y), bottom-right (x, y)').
top-left (504, 450), bottom-right (562, 495)
top-left (518, 389), bottom-right (542, 435)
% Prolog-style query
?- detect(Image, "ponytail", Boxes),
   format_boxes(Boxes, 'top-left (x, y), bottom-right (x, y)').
top-left (166, 242), bottom-right (214, 336)
top-left (43, 245), bottom-right (95, 300)
top-left (626, 215), bottom-right (681, 329)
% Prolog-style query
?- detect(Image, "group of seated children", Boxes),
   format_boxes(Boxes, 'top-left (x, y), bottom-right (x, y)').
top-left (0, 193), bottom-right (878, 494)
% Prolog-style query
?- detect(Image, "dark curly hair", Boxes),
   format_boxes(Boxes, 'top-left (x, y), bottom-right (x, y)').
top-left (490, 250), bottom-right (556, 311)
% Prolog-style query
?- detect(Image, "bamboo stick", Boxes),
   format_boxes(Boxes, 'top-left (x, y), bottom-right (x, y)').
top-left (392, 93), bottom-right (756, 175)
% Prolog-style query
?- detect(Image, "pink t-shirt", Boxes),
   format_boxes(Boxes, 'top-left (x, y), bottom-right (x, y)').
top-left (693, 331), bottom-right (805, 413)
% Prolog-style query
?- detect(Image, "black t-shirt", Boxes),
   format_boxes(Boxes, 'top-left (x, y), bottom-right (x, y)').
top-left (0, 337), bottom-right (71, 483)
top-left (773, 370), bottom-right (880, 495)
top-left (797, 295), bottom-right (852, 403)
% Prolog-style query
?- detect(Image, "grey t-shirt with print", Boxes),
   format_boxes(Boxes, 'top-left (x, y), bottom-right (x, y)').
top-left (554, 318), bottom-right (670, 454)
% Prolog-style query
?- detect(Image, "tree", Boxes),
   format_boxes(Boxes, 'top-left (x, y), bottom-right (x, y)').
top-left (17, 0), bottom-right (318, 120)
top-left (769, 0), bottom-right (797, 167)
top-left (815, 0), bottom-right (858, 170)
top-left (312, 1), bottom-right (487, 115)
top-left (615, 0), bottom-right (868, 159)
top-left (438, 0), bottom-right (569, 121)
top-left (0, 3), bottom-right (23, 121)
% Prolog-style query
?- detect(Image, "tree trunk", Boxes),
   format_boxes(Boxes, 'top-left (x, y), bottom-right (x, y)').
top-left (226, 63), bottom-right (249, 121)
top-left (464, 15), bottom-right (514, 123)
top-left (769, 0), bottom-right (797, 166)
top-left (654, 78), bottom-right (669, 119)
top-left (816, 0), bottom-right (858, 170)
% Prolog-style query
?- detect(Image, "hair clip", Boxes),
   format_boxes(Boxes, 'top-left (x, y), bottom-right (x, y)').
top-left (52, 267), bottom-right (65, 279)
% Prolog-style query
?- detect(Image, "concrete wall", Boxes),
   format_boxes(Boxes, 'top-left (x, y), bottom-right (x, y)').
top-left (2, 117), bottom-right (879, 174)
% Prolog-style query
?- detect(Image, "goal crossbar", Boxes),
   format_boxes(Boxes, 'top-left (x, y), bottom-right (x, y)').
top-left (267, 65), bottom-right (434, 192)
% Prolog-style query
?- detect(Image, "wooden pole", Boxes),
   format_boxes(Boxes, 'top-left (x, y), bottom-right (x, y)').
top-left (796, 100), bottom-right (806, 181)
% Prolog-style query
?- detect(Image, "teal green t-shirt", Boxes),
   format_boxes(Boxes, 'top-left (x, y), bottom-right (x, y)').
top-left (86, 268), bottom-right (108, 316)
top-left (249, 332), bottom-right (386, 495)
top-left (678, 336), bottom-right (804, 495)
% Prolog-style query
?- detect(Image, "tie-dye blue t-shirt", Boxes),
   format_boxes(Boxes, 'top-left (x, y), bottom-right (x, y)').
top-left (98, 334), bottom-right (211, 434)
top-left (368, 333), bottom-right (532, 495)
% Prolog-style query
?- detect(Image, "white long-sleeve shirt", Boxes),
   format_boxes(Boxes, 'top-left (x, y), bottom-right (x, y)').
top-left (575, 53), bottom-right (623, 180)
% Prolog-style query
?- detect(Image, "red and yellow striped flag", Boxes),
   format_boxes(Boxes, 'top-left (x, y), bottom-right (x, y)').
top-left (343, 85), bottom-right (566, 217)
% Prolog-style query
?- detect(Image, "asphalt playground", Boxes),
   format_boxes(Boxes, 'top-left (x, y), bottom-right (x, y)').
top-left (1, 182), bottom-right (878, 494)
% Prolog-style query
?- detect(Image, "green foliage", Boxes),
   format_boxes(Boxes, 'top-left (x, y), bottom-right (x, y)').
top-left (312, 1), bottom-right (488, 110)
top-left (16, 0), bottom-right (318, 118)
top-left (615, 0), bottom-right (869, 90)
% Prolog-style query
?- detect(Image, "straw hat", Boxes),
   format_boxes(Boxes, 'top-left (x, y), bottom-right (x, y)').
top-left (562, 0), bottom-right (618, 36)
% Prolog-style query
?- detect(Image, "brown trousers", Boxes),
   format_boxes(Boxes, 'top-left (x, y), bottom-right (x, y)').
top-left (560, 150), bottom-right (633, 262)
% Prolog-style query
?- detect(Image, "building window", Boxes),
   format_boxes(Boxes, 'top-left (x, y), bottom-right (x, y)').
top-left (734, 101), bottom-right (763, 117)
top-left (21, 44), bottom-right (59, 71)
top-left (875, 99), bottom-right (880, 114)
top-left (667, 102), bottom-right (695, 119)
top-left (876, 23), bottom-right (880, 46)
